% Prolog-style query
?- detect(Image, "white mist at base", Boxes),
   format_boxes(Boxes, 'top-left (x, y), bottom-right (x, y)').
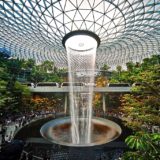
top-left (65, 34), bottom-right (98, 144)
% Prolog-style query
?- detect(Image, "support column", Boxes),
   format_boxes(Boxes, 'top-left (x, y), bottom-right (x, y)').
top-left (64, 93), bottom-right (68, 114)
top-left (102, 93), bottom-right (106, 113)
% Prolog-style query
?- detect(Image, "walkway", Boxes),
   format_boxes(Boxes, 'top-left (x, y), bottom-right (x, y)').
top-left (29, 86), bottom-right (131, 93)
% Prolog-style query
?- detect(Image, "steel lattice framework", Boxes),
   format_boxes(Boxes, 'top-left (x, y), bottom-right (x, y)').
top-left (0, 0), bottom-right (160, 69)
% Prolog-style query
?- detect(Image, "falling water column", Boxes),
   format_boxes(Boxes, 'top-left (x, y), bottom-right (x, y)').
top-left (64, 31), bottom-right (99, 144)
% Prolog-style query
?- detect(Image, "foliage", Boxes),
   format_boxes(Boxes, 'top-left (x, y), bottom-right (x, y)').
top-left (0, 95), bottom-right (13, 109)
top-left (0, 80), bottom-right (12, 109)
top-left (15, 81), bottom-right (31, 96)
top-left (96, 76), bottom-right (108, 87)
top-left (93, 76), bottom-right (108, 108)
top-left (40, 60), bottom-right (54, 73)
top-left (0, 54), bottom-right (33, 113)
top-left (122, 132), bottom-right (160, 160)
top-left (100, 64), bottom-right (110, 71)
top-left (120, 94), bottom-right (160, 131)
top-left (100, 64), bottom-right (110, 76)
top-left (0, 51), bottom-right (66, 113)
top-left (116, 55), bottom-right (160, 159)
top-left (110, 55), bottom-right (160, 84)
top-left (22, 59), bottom-right (35, 70)
top-left (29, 65), bottom-right (46, 84)
top-left (28, 61), bottom-right (64, 83)
top-left (93, 94), bottom-right (102, 108)
top-left (116, 65), bottom-right (122, 73)
top-left (126, 61), bottom-right (135, 72)
top-left (120, 56), bottom-right (160, 131)
top-left (31, 96), bottom-right (59, 111)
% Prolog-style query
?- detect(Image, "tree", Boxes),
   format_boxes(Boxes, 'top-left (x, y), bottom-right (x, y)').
top-left (0, 80), bottom-right (13, 110)
top-left (119, 55), bottom-right (160, 159)
top-left (23, 59), bottom-right (35, 70)
top-left (141, 55), bottom-right (160, 70)
top-left (116, 65), bottom-right (122, 81)
top-left (40, 60), bottom-right (54, 73)
top-left (6, 58), bottom-right (24, 91)
top-left (14, 81), bottom-right (31, 112)
top-left (116, 65), bottom-right (122, 73)
top-left (126, 61), bottom-right (135, 72)
top-left (29, 65), bottom-right (46, 84)
top-left (100, 64), bottom-right (110, 76)
top-left (0, 55), bottom-right (32, 113)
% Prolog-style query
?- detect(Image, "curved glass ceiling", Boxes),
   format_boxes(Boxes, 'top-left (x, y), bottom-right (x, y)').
top-left (0, 0), bottom-right (160, 69)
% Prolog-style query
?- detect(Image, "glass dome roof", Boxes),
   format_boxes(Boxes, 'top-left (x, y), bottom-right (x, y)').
top-left (0, 0), bottom-right (160, 69)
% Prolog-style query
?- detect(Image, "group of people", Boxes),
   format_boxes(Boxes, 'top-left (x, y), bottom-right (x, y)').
top-left (0, 109), bottom-right (60, 147)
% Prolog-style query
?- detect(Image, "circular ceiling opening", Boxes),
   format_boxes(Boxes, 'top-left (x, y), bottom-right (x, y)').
top-left (62, 30), bottom-right (100, 51)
